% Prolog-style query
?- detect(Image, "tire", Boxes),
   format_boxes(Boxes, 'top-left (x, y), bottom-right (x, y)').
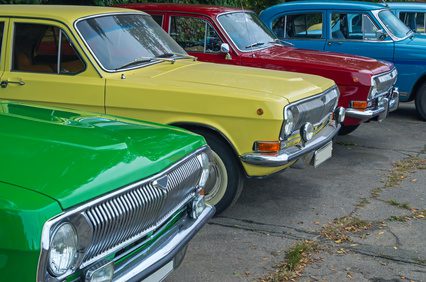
top-left (338, 124), bottom-right (360, 136)
top-left (198, 130), bottom-right (244, 215)
top-left (415, 83), bottom-right (426, 121)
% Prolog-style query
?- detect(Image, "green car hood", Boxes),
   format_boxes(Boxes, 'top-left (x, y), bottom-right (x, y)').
top-left (0, 101), bottom-right (205, 209)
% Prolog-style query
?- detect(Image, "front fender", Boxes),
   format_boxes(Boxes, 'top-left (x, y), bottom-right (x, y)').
top-left (0, 182), bottom-right (61, 282)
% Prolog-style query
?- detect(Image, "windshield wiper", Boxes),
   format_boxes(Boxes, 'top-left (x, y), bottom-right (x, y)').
top-left (245, 42), bottom-right (265, 49)
top-left (115, 58), bottom-right (154, 70)
top-left (157, 53), bottom-right (197, 60)
top-left (115, 56), bottom-right (176, 70)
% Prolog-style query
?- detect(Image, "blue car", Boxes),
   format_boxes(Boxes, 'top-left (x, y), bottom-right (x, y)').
top-left (389, 2), bottom-right (426, 35)
top-left (260, 1), bottom-right (426, 120)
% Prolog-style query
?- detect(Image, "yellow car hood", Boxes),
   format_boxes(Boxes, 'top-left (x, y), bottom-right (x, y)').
top-left (121, 60), bottom-right (335, 104)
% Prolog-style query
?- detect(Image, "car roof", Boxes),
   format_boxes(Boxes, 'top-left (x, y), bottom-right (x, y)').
top-left (118, 3), bottom-right (243, 16)
top-left (0, 5), bottom-right (145, 25)
top-left (388, 2), bottom-right (426, 10)
top-left (262, 1), bottom-right (387, 14)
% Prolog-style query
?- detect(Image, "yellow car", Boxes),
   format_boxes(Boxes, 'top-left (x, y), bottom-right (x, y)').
top-left (0, 6), bottom-right (345, 214)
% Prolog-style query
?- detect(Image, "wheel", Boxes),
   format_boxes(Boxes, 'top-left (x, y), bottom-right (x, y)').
top-left (198, 130), bottom-right (244, 214)
top-left (415, 83), bottom-right (426, 121)
top-left (338, 124), bottom-right (360, 136)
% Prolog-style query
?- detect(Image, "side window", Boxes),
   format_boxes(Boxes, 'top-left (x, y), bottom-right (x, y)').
top-left (400, 12), bottom-right (425, 33)
top-left (151, 15), bottom-right (163, 26)
top-left (272, 13), bottom-right (323, 39)
top-left (13, 23), bottom-right (85, 74)
top-left (169, 16), bottom-right (222, 53)
top-left (331, 13), bottom-right (379, 40)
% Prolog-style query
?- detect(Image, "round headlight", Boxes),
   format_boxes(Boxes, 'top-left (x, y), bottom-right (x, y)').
top-left (197, 152), bottom-right (211, 188)
top-left (284, 109), bottom-right (294, 136)
top-left (369, 79), bottom-right (378, 100)
top-left (300, 122), bottom-right (314, 142)
top-left (48, 223), bottom-right (78, 277)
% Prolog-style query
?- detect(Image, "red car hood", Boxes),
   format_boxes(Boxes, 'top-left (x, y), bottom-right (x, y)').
top-left (254, 45), bottom-right (393, 76)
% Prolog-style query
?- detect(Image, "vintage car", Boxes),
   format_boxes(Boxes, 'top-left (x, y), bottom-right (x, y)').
top-left (0, 100), bottom-right (214, 281)
top-left (389, 2), bottom-right (426, 34)
top-left (0, 6), bottom-right (345, 214)
top-left (260, 1), bottom-right (426, 121)
top-left (122, 3), bottom-right (399, 135)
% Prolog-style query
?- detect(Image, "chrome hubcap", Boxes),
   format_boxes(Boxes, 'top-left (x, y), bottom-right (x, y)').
top-left (204, 150), bottom-right (228, 206)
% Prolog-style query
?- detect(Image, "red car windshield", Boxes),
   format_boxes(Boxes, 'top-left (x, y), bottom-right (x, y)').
top-left (217, 12), bottom-right (278, 51)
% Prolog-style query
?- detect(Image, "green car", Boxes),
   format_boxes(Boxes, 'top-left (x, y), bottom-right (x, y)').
top-left (0, 101), bottom-right (214, 282)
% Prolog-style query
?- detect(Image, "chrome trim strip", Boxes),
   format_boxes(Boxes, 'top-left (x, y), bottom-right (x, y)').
top-left (37, 145), bottom-right (209, 282)
top-left (241, 123), bottom-right (340, 167)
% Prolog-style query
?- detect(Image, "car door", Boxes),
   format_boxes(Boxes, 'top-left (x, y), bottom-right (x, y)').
top-left (168, 14), bottom-right (238, 65)
top-left (324, 11), bottom-right (394, 62)
top-left (270, 11), bottom-right (327, 50)
top-left (0, 19), bottom-right (105, 113)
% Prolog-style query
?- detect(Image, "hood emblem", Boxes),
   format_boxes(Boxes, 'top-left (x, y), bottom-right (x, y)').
top-left (153, 175), bottom-right (169, 190)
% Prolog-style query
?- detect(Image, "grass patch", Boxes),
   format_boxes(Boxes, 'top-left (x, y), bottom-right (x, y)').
top-left (388, 215), bottom-right (410, 222)
top-left (385, 156), bottom-right (426, 188)
top-left (260, 240), bottom-right (318, 282)
top-left (371, 187), bottom-right (382, 198)
top-left (387, 199), bottom-right (411, 210)
top-left (356, 198), bottom-right (370, 208)
top-left (321, 216), bottom-right (371, 243)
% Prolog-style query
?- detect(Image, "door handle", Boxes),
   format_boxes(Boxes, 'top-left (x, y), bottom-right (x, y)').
top-left (0, 80), bottom-right (25, 88)
top-left (327, 41), bottom-right (343, 46)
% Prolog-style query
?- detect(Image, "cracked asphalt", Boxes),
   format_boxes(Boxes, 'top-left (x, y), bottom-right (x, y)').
top-left (168, 102), bottom-right (426, 282)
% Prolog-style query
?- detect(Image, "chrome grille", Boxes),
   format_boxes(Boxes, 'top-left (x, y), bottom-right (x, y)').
top-left (292, 88), bottom-right (338, 131)
top-left (81, 155), bottom-right (202, 268)
top-left (374, 68), bottom-right (397, 95)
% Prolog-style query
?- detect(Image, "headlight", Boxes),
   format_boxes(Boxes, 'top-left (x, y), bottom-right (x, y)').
top-left (48, 223), bottom-right (78, 276)
top-left (368, 78), bottom-right (378, 100)
top-left (283, 108), bottom-right (295, 137)
top-left (197, 152), bottom-right (211, 188)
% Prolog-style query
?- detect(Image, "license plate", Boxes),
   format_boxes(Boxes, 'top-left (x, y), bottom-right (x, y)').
top-left (313, 142), bottom-right (333, 168)
top-left (143, 260), bottom-right (174, 282)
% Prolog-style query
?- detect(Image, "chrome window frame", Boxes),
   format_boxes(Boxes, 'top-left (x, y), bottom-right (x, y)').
top-left (372, 9), bottom-right (414, 42)
top-left (168, 15), bottom-right (223, 54)
top-left (37, 145), bottom-right (208, 282)
top-left (272, 11), bottom-right (326, 40)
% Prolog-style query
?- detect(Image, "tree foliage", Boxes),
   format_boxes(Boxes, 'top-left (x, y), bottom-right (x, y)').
top-left (0, 0), bottom-right (423, 13)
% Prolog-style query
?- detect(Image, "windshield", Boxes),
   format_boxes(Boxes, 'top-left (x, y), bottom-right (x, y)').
top-left (217, 12), bottom-right (277, 51)
top-left (76, 14), bottom-right (187, 71)
top-left (377, 10), bottom-right (412, 39)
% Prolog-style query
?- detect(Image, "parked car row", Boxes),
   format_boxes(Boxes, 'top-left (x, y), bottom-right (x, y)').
top-left (0, 1), bottom-right (424, 281)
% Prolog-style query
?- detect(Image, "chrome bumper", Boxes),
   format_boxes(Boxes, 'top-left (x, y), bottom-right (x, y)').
top-left (113, 206), bottom-right (215, 282)
top-left (346, 88), bottom-right (400, 121)
top-left (240, 123), bottom-right (340, 167)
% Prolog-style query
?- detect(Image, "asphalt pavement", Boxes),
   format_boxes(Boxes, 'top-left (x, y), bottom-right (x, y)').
top-left (168, 102), bottom-right (426, 282)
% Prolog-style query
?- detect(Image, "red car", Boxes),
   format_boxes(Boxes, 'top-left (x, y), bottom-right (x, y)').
top-left (117, 3), bottom-right (400, 135)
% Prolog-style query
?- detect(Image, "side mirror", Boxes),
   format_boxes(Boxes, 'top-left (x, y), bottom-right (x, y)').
top-left (376, 29), bottom-right (388, 41)
top-left (220, 43), bottom-right (230, 54)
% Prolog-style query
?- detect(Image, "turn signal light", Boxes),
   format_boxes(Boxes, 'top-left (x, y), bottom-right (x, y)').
top-left (351, 101), bottom-right (368, 110)
top-left (254, 141), bottom-right (281, 153)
